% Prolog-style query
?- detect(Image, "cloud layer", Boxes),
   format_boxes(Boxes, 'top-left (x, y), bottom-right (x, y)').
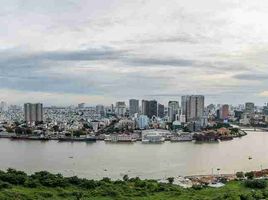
top-left (0, 0), bottom-right (268, 106)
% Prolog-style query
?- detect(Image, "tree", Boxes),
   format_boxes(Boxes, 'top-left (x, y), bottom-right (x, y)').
top-left (123, 174), bottom-right (129, 182)
top-left (236, 171), bottom-right (245, 179)
top-left (5, 127), bottom-right (13, 133)
top-left (167, 177), bottom-right (174, 184)
top-left (245, 179), bottom-right (267, 189)
top-left (245, 171), bottom-right (254, 180)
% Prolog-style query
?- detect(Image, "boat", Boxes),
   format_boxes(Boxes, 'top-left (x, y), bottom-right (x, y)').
top-left (11, 135), bottom-right (49, 141)
top-left (58, 136), bottom-right (96, 142)
top-left (105, 134), bottom-right (136, 143)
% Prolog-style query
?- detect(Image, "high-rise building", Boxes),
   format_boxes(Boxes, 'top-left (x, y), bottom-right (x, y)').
top-left (148, 100), bottom-right (157, 118)
top-left (220, 104), bottom-right (229, 120)
top-left (142, 100), bottom-right (149, 116)
top-left (157, 103), bottom-right (165, 118)
top-left (141, 100), bottom-right (158, 118)
top-left (0, 101), bottom-right (8, 112)
top-left (263, 103), bottom-right (268, 115)
top-left (24, 103), bottom-right (43, 123)
top-left (129, 99), bottom-right (139, 116)
top-left (115, 102), bottom-right (126, 117)
top-left (168, 101), bottom-right (179, 122)
top-left (181, 95), bottom-right (204, 122)
top-left (245, 102), bottom-right (254, 114)
top-left (96, 105), bottom-right (105, 117)
top-left (78, 103), bottom-right (85, 109)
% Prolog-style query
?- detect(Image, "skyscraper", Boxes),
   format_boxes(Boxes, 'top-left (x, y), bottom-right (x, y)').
top-left (168, 101), bottom-right (179, 122)
top-left (115, 101), bottom-right (126, 117)
top-left (157, 103), bottom-right (165, 118)
top-left (181, 95), bottom-right (204, 122)
top-left (24, 103), bottom-right (43, 124)
top-left (129, 99), bottom-right (139, 116)
top-left (245, 102), bottom-right (254, 114)
top-left (220, 104), bottom-right (229, 120)
top-left (96, 105), bottom-right (105, 117)
top-left (148, 100), bottom-right (157, 118)
top-left (78, 103), bottom-right (85, 109)
top-left (142, 100), bottom-right (149, 116)
top-left (141, 100), bottom-right (157, 118)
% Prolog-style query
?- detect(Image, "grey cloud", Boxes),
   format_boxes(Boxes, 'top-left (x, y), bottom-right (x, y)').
top-left (124, 57), bottom-right (195, 67)
top-left (233, 73), bottom-right (268, 80)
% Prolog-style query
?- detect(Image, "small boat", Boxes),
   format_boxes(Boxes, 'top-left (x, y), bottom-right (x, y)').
top-left (248, 156), bottom-right (252, 160)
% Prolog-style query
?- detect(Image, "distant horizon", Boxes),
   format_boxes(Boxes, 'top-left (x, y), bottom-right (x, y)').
top-left (2, 98), bottom-right (266, 108)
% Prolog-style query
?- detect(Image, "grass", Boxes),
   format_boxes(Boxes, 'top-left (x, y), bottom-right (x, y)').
top-left (0, 169), bottom-right (267, 199)
top-left (0, 180), bottom-right (267, 200)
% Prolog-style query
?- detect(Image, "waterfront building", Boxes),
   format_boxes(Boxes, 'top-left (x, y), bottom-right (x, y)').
top-left (136, 115), bottom-right (149, 129)
top-left (142, 129), bottom-right (167, 143)
top-left (24, 103), bottom-right (43, 124)
top-left (129, 99), bottom-right (139, 116)
top-left (181, 95), bottom-right (204, 122)
top-left (91, 120), bottom-right (99, 132)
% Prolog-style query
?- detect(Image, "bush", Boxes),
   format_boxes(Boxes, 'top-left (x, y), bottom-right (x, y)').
top-left (244, 179), bottom-right (267, 189)
top-left (236, 171), bottom-right (245, 179)
top-left (123, 174), bottom-right (129, 182)
top-left (38, 192), bottom-right (53, 198)
top-left (79, 179), bottom-right (96, 189)
top-left (24, 178), bottom-right (40, 188)
top-left (67, 176), bottom-right (81, 185)
top-left (245, 172), bottom-right (254, 180)
top-left (31, 171), bottom-right (68, 187)
top-left (239, 193), bottom-right (254, 200)
top-left (192, 184), bottom-right (203, 190)
top-left (167, 177), bottom-right (174, 184)
top-left (0, 181), bottom-right (12, 190)
top-left (0, 169), bottom-right (27, 185)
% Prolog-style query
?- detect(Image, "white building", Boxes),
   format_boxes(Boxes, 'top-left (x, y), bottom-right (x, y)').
top-left (142, 129), bottom-right (168, 143)
top-left (136, 115), bottom-right (149, 129)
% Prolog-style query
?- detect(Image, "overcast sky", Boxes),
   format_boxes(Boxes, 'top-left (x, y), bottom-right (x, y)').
top-left (1, 0), bottom-right (268, 106)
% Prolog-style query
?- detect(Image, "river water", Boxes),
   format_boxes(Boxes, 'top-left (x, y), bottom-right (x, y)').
top-left (0, 131), bottom-right (267, 180)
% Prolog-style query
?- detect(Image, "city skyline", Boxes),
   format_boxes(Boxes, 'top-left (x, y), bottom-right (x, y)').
top-left (1, 0), bottom-right (268, 105)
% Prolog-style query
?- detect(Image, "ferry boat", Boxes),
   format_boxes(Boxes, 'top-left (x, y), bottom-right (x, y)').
top-left (58, 135), bottom-right (96, 142)
top-left (104, 134), bottom-right (136, 142)
top-left (11, 135), bottom-right (49, 141)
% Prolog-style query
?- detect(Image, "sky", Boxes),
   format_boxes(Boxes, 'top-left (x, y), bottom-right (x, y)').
top-left (0, 0), bottom-right (268, 106)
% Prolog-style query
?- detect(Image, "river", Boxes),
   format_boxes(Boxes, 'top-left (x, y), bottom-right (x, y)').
top-left (0, 131), bottom-right (267, 180)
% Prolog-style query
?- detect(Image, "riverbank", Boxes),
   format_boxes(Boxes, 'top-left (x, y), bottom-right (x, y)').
top-left (0, 169), bottom-right (268, 200)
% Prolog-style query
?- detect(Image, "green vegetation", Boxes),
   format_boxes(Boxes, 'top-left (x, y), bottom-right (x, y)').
top-left (1, 169), bottom-right (268, 199)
